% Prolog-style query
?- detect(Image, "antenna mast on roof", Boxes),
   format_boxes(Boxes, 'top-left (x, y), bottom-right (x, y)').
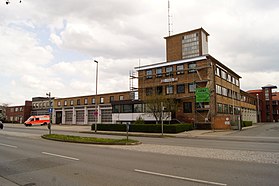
top-left (168, 0), bottom-right (173, 36)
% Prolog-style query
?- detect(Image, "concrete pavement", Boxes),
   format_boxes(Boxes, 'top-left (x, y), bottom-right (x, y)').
top-left (3, 122), bottom-right (257, 138)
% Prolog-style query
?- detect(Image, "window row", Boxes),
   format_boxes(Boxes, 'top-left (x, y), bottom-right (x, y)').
top-left (215, 66), bottom-right (239, 86)
top-left (112, 103), bottom-right (143, 113)
top-left (146, 63), bottom-right (197, 79)
top-left (57, 95), bottom-right (125, 107)
top-left (216, 85), bottom-right (241, 100)
top-left (10, 107), bottom-right (23, 112)
top-left (32, 102), bottom-right (51, 109)
top-left (182, 34), bottom-right (199, 44)
top-left (217, 103), bottom-right (241, 114)
top-left (241, 95), bottom-right (256, 105)
top-left (145, 83), bottom-right (197, 96)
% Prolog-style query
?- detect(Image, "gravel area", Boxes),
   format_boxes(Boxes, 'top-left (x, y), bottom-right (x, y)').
top-left (107, 144), bottom-right (279, 165)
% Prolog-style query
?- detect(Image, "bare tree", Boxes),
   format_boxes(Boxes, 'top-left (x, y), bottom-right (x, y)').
top-left (144, 95), bottom-right (177, 124)
top-left (0, 103), bottom-right (8, 121)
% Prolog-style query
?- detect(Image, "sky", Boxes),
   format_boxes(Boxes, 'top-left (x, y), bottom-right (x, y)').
top-left (0, 0), bottom-right (278, 106)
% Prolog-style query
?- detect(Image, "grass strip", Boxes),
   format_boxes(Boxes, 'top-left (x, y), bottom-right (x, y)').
top-left (42, 134), bottom-right (140, 145)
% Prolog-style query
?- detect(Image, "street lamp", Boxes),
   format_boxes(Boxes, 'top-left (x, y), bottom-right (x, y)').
top-left (46, 92), bottom-right (52, 135)
top-left (93, 60), bottom-right (99, 133)
top-left (256, 94), bottom-right (261, 123)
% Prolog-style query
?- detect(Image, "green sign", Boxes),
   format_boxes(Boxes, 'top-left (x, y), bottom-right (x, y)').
top-left (196, 88), bottom-right (210, 103)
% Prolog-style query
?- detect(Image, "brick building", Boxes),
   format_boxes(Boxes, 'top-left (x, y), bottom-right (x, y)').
top-left (52, 91), bottom-right (131, 125)
top-left (247, 84), bottom-right (278, 122)
top-left (6, 101), bottom-right (32, 123)
top-left (135, 28), bottom-right (256, 129)
top-left (31, 97), bottom-right (53, 116)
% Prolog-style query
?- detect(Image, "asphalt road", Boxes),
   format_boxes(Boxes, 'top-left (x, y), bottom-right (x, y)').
top-left (0, 123), bottom-right (278, 186)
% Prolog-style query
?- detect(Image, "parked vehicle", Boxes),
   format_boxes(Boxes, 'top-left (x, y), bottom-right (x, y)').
top-left (24, 115), bottom-right (50, 126)
top-left (0, 121), bottom-right (3, 129)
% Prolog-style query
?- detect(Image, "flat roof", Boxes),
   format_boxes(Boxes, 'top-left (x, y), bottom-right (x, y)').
top-left (135, 54), bottom-right (241, 78)
top-left (164, 27), bottom-right (209, 39)
top-left (135, 56), bottom-right (207, 71)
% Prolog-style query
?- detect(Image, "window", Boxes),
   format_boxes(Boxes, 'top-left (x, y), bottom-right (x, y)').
top-left (236, 79), bottom-right (239, 86)
top-left (64, 100), bottom-right (67, 106)
top-left (146, 87), bottom-right (153, 96)
top-left (232, 77), bottom-right (235, 84)
top-left (70, 100), bottom-right (74, 106)
top-left (215, 67), bottom-right (220, 76)
top-left (183, 102), bottom-right (192, 113)
top-left (221, 70), bottom-right (227, 79)
top-left (20, 107), bottom-right (23, 111)
top-left (134, 104), bottom-right (143, 113)
top-left (119, 95), bottom-right (124, 100)
top-left (188, 83), bottom-right (196, 93)
top-left (182, 32), bottom-right (200, 59)
top-left (227, 74), bottom-right (231, 82)
top-left (223, 104), bottom-right (229, 114)
top-left (177, 84), bottom-right (185, 94)
top-left (84, 98), bottom-right (88, 105)
top-left (156, 68), bottom-right (162, 77)
top-left (146, 69), bottom-right (152, 79)
top-left (110, 96), bottom-right (114, 102)
top-left (222, 87), bottom-right (228, 96)
top-left (112, 105), bottom-right (121, 113)
top-left (176, 65), bottom-right (184, 74)
top-left (166, 85), bottom-right (174, 94)
top-left (123, 104), bottom-right (133, 113)
top-left (228, 89), bottom-right (232, 98)
top-left (217, 103), bottom-right (223, 113)
top-left (216, 85), bottom-right (222, 95)
top-left (15, 107), bottom-right (18, 112)
top-left (166, 66), bottom-right (173, 76)
top-left (188, 63), bottom-right (197, 73)
top-left (33, 103), bottom-right (36, 108)
top-left (229, 105), bottom-right (233, 114)
top-left (58, 101), bottom-right (61, 107)
top-left (77, 99), bottom-right (80, 105)
top-left (100, 97), bottom-right (104, 104)
top-left (156, 86), bottom-right (163, 95)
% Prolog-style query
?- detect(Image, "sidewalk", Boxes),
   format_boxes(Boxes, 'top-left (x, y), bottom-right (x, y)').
top-left (3, 123), bottom-right (267, 141)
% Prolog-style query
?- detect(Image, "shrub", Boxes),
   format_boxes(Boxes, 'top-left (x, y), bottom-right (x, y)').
top-left (134, 116), bottom-right (145, 125)
top-left (92, 123), bottom-right (193, 133)
top-left (241, 121), bottom-right (253, 127)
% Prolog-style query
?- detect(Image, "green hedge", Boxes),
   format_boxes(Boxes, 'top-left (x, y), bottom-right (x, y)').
top-left (241, 121), bottom-right (253, 127)
top-left (91, 123), bottom-right (193, 133)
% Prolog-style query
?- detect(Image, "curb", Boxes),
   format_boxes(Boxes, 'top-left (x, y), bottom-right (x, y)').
top-left (41, 135), bottom-right (142, 145)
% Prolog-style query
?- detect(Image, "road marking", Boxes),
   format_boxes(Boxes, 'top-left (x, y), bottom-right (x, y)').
top-left (42, 152), bottom-right (79, 161)
top-left (134, 169), bottom-right (227, 186)
top-left (0, 142), bottom-right (18, 148)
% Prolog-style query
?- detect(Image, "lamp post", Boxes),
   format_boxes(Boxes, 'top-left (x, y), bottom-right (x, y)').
top-left (256, 94), bottom-right (261, 123)
top-left (93, 60), bottom-right (99, 133)
top-left (46, 92), bottom-right (52, 135)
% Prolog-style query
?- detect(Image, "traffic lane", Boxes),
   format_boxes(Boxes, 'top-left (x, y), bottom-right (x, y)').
top-left (0, 135), bottom-right (219, 186)
top-left (1, 134), bottom-right (279, 186)
top-left (2, 126), bottom-right (279, 153)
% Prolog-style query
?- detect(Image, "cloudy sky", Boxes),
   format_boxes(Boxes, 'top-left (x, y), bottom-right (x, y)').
top-left (0, 0), bottom-right (278, 106)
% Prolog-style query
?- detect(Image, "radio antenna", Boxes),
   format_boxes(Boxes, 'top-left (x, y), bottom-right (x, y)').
top-left (168, 0), bottom-right (173, 36)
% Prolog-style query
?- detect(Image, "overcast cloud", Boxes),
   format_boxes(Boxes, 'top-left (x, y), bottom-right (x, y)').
top-left (0, 0), bottom-right (278, 105)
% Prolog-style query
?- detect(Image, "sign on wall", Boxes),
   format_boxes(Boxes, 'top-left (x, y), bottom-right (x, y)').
top-left (195, 88), bottom-right (210, 103)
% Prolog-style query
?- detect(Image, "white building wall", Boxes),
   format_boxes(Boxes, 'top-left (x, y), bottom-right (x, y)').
top-left (112, 112), bottom-right (171, 123)
top-left (201, 32), bottom-right (208, 55)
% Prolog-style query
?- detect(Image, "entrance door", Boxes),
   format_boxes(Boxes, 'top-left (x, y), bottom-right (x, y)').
top-left (56, 111), bottom-right (62, 124)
